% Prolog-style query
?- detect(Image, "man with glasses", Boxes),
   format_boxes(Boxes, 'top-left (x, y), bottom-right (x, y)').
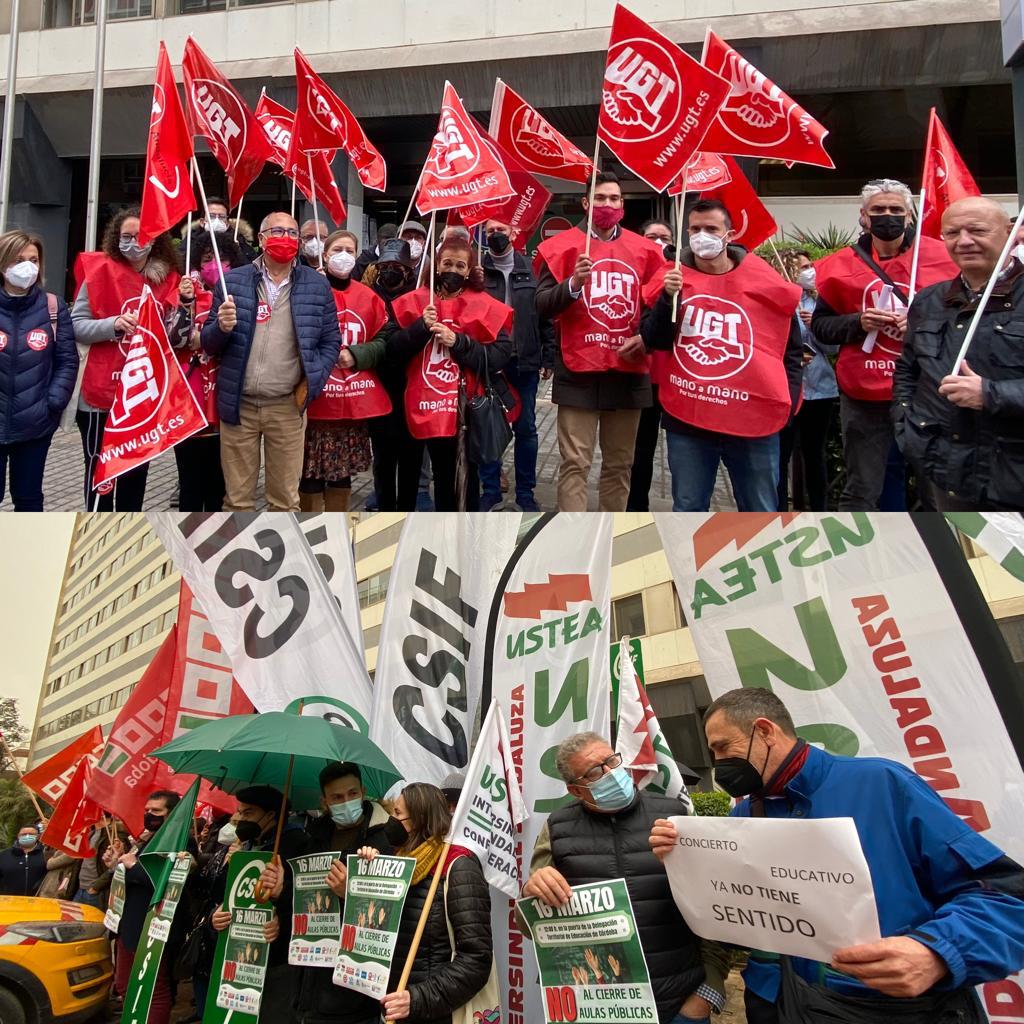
top-left (521, 732), bottom-right (729, 1024)
top-left (202, 211), bottom-right (342, 511)
top-left (535, 171), bottom-right (665, 511)
top-left (895, 195), bottom-right (1024, 510)
top-left (811, 178), bottom-right (955, 510)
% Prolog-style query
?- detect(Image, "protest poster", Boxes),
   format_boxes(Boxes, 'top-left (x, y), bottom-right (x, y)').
top-left (332, 853), bottom-right (415, 999)
top-left (205, 851), bottom-right (274, 1024)
top-left (289, 850), bottom-right (344, 966)
top-left (517, 879), bottom-right (659, 1024)
top-left (663, 815), bottom-right (880, 961)
top-left (104, 864), bottom-right (126, 933)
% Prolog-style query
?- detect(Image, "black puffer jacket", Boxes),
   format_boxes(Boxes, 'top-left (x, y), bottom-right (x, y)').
top-left (482, 252), bottom-right (554, 373)
top-left (547, 792), bottom-right (704, 1024)
top-left (388, 852), bottom-right (492, 1024)
top-left (0, 842), bottom-right (46, 896)
top-left (293, 803), bottom-right (396, 1024)
top-left (894, 260), bottom-right (1024, 508)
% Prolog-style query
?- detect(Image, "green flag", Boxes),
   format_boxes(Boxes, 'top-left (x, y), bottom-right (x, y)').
top-left (122, 779), bottom-right (200, 1024)
top-left (945, 512), bottom-right (1024, 584)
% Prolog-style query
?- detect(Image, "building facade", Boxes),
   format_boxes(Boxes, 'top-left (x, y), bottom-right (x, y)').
top-left (28, 512), bottom-right (1024, 786)
top-left (0, 0), bottom-right (1016, 292)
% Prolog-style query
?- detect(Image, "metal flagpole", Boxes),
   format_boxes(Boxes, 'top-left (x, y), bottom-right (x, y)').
top-left (0, 0), bottom-right (22, 234)
top-left (84, 0), bottom-right (109, 251)
top-left (307, 152), bottom-right (324, 271)
top-left (233, 194), bottom-right (243, 242)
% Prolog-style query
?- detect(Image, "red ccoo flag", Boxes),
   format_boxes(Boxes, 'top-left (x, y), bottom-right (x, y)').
top-left (920, 108), bottom-right (981, 239)
top-left (290, 49), bottom-right (387, 193)
top-left (20, 725), bottom-right (105, 806)
top-left (93, 286), bottom-right (208, 490)
top-left (599, 5), bottom-right (730, 193)
top-left (41, 758), bottom-right (103, 859)
top-left (139, 43), bottom-right (196, 246)
top-left (700, 30), bottom-right (834, 170)
top-left (256, 92), bottom-right (346, 225)
top-left (489, 79), bottom-right (594, 184)
top-left (181, 37), bottom-right (274, 208)
top-left (699, 154), bottom-right (778, 249)
top-left (415, 82), bottom-right (516, 215)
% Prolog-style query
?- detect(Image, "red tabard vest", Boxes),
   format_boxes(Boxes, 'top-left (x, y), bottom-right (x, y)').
top-left (307, 280), bottom-right (392, 422)
top-left (815, 237), bottom-right (956, 401)
top-left (392, 287), bottom-right (513, 440)
top-left (534, 226), bottom-right (665, 374)
top-left (74, 252), bottom-right (182, 410)
top-left (643, 254), bottom-right (801, 438)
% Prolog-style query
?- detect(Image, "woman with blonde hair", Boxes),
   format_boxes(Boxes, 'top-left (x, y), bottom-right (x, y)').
top-left (0, 229), bottom-right (78, 510)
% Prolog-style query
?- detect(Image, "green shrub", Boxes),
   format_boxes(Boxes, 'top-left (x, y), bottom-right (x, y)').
top-left (692, 790), bottom-right (733, 817)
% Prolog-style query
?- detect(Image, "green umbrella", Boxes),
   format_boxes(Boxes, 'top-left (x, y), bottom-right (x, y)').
top-left (151, 709), bottom-right (403, 812)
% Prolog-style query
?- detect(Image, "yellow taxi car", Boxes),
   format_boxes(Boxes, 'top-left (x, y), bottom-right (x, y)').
top-left (0, 896), bottom-right (111, 1024)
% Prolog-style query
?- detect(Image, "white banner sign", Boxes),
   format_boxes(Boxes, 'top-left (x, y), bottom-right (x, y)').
top-left (370, 513), bottom-right (520, 788)
top-left (664, 815), bottom-right (880, 961)
top-left (149, 513), bottom-right (372, 725)
top-left (654, 511), bottom-right (1024, 1022)
top-left (488, 512), bottom-right (613, 1024)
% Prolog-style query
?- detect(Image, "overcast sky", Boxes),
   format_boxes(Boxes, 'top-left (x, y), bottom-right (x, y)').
top-left (0, 515), bottom-right (75, 737)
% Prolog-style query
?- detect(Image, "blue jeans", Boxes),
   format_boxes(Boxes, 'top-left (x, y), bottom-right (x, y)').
top-left (670, 1016), bottom-right (710, 1024)
top-left (479, 367), bottom-right (539, 502)
top-left (0, 432), bottom-right (52, 511)
top-left (665, 430), bottom-right (780, 511)
top-left (73, 887), bottom-right (103, 909)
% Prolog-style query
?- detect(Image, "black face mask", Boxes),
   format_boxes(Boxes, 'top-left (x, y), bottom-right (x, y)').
top-left (377, 266), bottom-right (408, 293)
top-left (439, 271), bottom-right (467, 294)
top-left (712, 728), bottom-right (770, 798)
top-left (143, 813), bottom-right (166, 834)
top-left (869, 214), bottom-right (906, 242)
top-left (488, 231), bottom-right (511, 255)
top-left (234, 819), bottom-right (264, 844)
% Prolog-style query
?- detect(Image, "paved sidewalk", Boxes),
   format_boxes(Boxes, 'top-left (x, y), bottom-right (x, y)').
top-left (4, 379), bottom-right (736, 512)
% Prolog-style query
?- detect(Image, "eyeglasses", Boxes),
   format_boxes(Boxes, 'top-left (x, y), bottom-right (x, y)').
top-left (119, 233), bottom-right (140, 243)
top-left (264, 227), bottom-right (299, 239)
top-left (571, 752), bottom-right (623, 785)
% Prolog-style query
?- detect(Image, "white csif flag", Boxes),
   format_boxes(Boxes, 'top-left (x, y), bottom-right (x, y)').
top-left (369, 513), bottom-right (520, 789)
top-left (615, 637), bottom-right (692, 812)
top-left (446, 698), bottom-right (527, 897)
top-left (149, 513), bottom-right (373, 728)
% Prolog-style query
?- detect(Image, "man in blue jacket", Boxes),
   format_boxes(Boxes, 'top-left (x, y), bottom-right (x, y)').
top-left (201, 211), bottom-right (341, 512)
top-left (650, 687), bottom-right (1024, 1024)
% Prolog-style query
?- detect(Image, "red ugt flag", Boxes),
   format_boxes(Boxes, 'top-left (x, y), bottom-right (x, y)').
top-left (41, 758), bottom-right (103, 859)
top-left (415, 82), bottom-right (516, 215)
top-left (668, 151), bottom-right (733, 195)
top-left (290, 49), bottom-right (387, 193)
top-left (489, 79), bottom-right (593, 185)
top-left (181, 37), bottom-right (273, 208)
top-left (92, 287), bottom-right (207, 491)
top-left (138, 43), bottom-right (196, 246)
top-left (920, 108), bottom-right (981, 239)
top-left (599, 5), bottom-right (730, 193)
top-left (701, 154), bottom-right (777, 249)
top-left (700, 30), bottom-right (834, 169)
top-left (86, 583), bottom-right (251, 837)
top-left (21, 725), bottom-right (105, 806)
top-left (256, 92), bottom-right (347, 225)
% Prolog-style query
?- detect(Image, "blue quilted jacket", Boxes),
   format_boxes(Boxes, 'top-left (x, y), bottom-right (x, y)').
top-left (0, 285), bottom-right (79, 444)
top-left (200, 262), bottom-right (342, 425)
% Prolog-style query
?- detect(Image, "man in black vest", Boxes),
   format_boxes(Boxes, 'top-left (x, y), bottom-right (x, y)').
top-left (522, 732), bottom-right (729, 1024)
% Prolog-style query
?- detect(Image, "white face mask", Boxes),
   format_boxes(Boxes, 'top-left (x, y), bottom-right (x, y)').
top-left (5, 261), bottom-right (39, 290)
top-left (797, 267), bottom-right (816, 291)
top-left (689, 231), bottom-right (726, 260)
top-left (209, 217), bottom-right (229, 234)
top-left (408, 238), bottom-right (424, 260)
top-left (328, 251), bottom-right (356, 278)
top-left (217, 823), bottom-right (237, 846)
top-left (303, 237), bottom-right (325, 259)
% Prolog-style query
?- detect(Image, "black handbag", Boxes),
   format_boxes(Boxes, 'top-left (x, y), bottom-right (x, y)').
top-left (465, 348), bottom-right (513, 466)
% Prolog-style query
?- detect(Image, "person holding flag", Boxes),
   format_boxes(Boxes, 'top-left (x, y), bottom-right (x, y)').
top-left (200, 210), bottom-right (343, 512)
top-left (895, 196), bottom-right (1024, 510)
top-left (641, 198), bottom-right (804, 511)
top-left (71, 207), bottom-right (195, 511)
top-left (521, 731), bottom-right (729, 1024)
top-left (535, 170), bottom-right (665, 512)
top-left (812, 178), bottom-right (956, 511)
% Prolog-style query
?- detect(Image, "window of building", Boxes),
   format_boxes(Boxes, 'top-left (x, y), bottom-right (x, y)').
top-left (141, 618), bottom-right (159, 641)
top-left (358, 569), bottom-right (391, 609)
top-left (126, 627), bottom-right (142, 650)
top-left (162, 608), bottom-right (176, 630)
top-left (612, 593), bottom-right (647, 640)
